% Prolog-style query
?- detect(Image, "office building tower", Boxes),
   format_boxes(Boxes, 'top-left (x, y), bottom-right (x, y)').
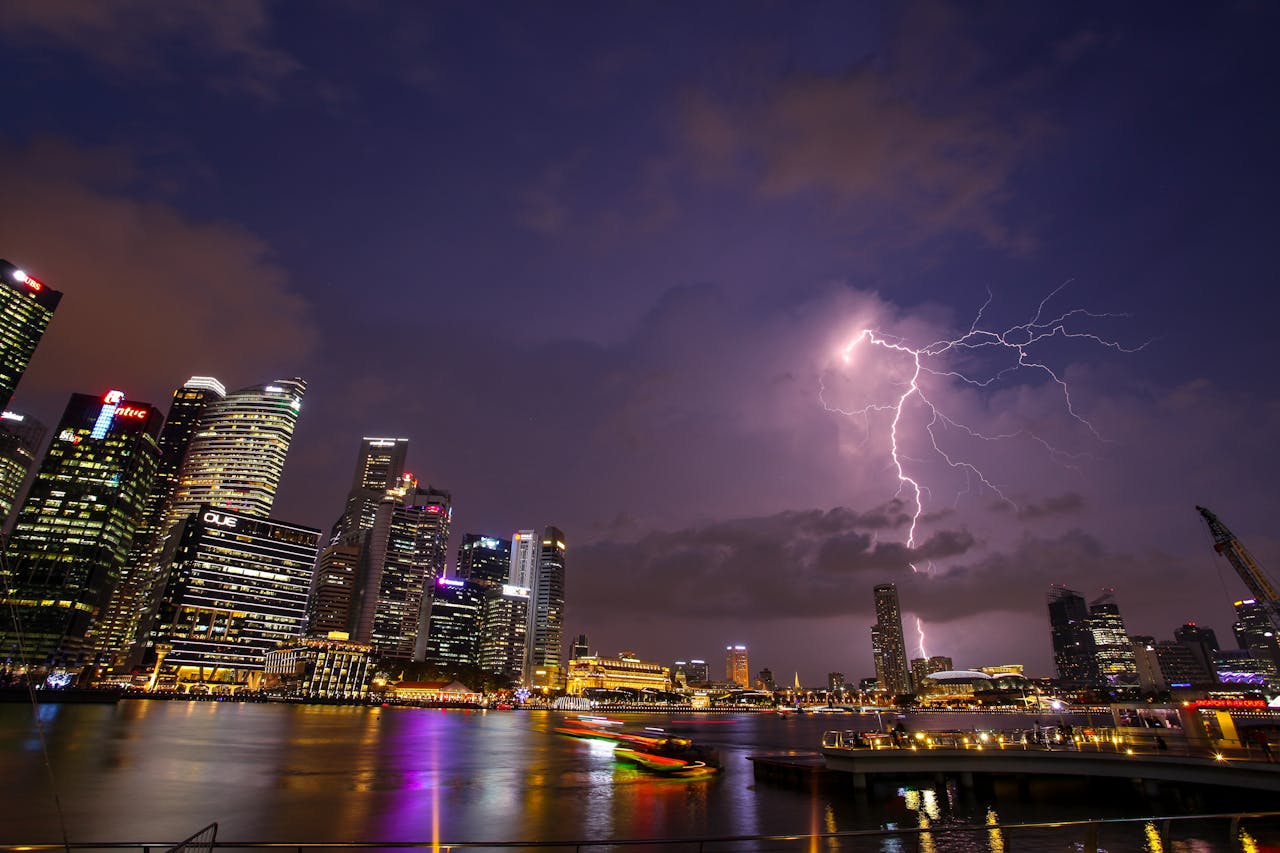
top-left (1153, 640), bottom-right (1213, 687)
top-left (1233, 599), bottom-right (1280, 670)
top-left (1174, 622), bottom-right (1220, 682)
top-left (571, 633), bottom-right (589, 660)
top-left (508, 530), bottom-right (538, 588)
top-left (0, 260), bottom-right (62, 413)
top-left (1089, 590), bottom-right (1138, 685)
top-left (911, 655), bottom-right (953, 691)
top-left (828, 672), bottom-right (846, 693)
top-left (102, 377), bottom-right (226, 668)
top-left (683, 659), bottom-right (709, 686)
top-left (872, 583), bottom-right (910, 695)
top-left (165, 378), bottom-right (307, 522)
top-left (1130, 636), bottom-right (1163, 692)
top-left (726, 644), bottom-right (749, 688)
top-left (0, 410), bottom-right (45, 526)
top-left (1047, 585), bottom-right (1100, 686)
top-left (758, 668), bottom-right (776, 691)
top-left (479, 583), bottom-right (529, 682)
top-left (1, 391), bottom-right (161, 669)
top-left (421, 577), bottom-right (485, 670)
top-left (330, 437), bottom-right (409, 541)
top-left (351, 482), bottom-right (451, 661)
top-left (525, 526), bottom-right (566, 683)
top-left (145, 507), bottom-right (319, 685)
top-left (457, 534), bottom-right (512, 587)
top-left (305, 535), bottom-right (362, 637)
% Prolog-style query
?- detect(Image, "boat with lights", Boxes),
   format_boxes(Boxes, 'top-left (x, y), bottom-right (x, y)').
top-left (557, 716), bottom-right (723, 776)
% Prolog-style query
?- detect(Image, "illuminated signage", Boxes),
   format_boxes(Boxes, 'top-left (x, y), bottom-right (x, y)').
top-left (103, 390), bottom-right (125, 405)
top-left (1, 411), bottom-right (23, 421)
top-left (1190, 698), bottom-right (1266, 709)
top-left (502, 584), bottom-right (530, 598)
top-left (90, 391), bottom-right (128, 439)
top-left (11, 269), bottom-right (44, 291)
top-left (438, 578), bottom-right (464, 587)
top-left (479, 537), bottom-right (500, 549)
top-left (115, 406), bottom-right (149, 420)
top-left (203, 511), bottom-right (238, 529)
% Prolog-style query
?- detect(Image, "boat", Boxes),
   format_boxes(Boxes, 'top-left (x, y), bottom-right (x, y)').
top-left (557, 716), bottom-right (722, 777)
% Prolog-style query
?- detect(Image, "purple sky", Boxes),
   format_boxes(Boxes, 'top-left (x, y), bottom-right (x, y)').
top-left (2, 1), bottom-right (1279, 683)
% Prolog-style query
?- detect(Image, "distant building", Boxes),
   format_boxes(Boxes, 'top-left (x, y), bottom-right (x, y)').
top-left (0, 260), bottom-right (62, 412)
top-left (263, 634), bottom-right (372, 700)
top-left (725, 644), bottom-right (749, 688)
top-left (1089, 590), bottom-right (1138, 686)
top-left (566, 652), bottom-right (671, 695)
top-left (571, 634), bottom-right (590, 659)
top-left (525, 526), bottom-right (566, 685)
top-left (0, 410), bottom-right (44, 526)
top-left (757, 668), bottom-right (776, 692)
top-left (456, 534), bottom-right (512, 587)
top-left (479, 584), bottom-right (529, 683)
top-left (1214, 649), bottom-right (1278, 688)
top-left (330, 437), bottom-right (409, 541)
top-left (1047, 585), bottom-right (1100, 686)
top-left (827, 672), bottom-right (846, 693)
top-left (306, 535), bottom-right (362, 637)
top-left (1153, 640), bottom-right (1213, 688)
top-left (872, 583), bottom-right (910, 695)
top-left (1174, 623), bottom-right (1220, 684)
top-left (421, 577), bottom-right (486, 670)
top-left (1, 390), bottom-right (161, 671)
top-left (911, 656), bottom-right (953, 691)
top-left (674, 659), bottom-right (709, 687)
top-left (1234, 599), bottom-right (1280, 672)
top-left (145, 507), bottom-right (320, 688)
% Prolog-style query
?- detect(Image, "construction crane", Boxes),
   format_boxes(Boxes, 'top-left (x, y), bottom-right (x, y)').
top-left (1196, 505), bottom-right (1280, 607)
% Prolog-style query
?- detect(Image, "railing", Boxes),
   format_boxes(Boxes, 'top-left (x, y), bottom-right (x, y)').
top-left (4, 811), bottom-right (1280, 853)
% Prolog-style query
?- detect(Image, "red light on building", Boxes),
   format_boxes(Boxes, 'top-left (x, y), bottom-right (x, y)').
top-left (115, 406), bottom-right (149, 419)
top-left (1190, 699), bottom-right (1266, 709)
top-left (25, 276), bottom-right (43, 292)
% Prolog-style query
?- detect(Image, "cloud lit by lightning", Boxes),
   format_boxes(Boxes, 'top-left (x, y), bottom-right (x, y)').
top-left (821, 285), bottom-right (1146, 656)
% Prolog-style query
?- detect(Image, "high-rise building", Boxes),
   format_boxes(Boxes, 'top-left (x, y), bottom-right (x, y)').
top-left (305, 535), bottom-right (362, 637)
top-left (910, 655), bottom-right (953, 691)
top-left (351, 482), bottom-right (451, 661)
top-left (1047, 585), bottom-right (1100, 686)
top-left (457, 534), bottom-right (512, 587)
top-left (1234, 598), bottom-right (1280, 670)
top-left (0, 260), bottom-right (62, 413)
top-left (525, 526), bottom-right (566, 684)
top-left (1174, 622), bottom-right (1220, 683)
top-left (144, 507), bottom-right (319, 686)
top-left (101, 377), bottom-right (225, 668)
top-left (1089, 590), bottom-right (1138, 686)
top-left (828, 672), bottom-right (846, 693)
top-left (1, 391), bottom-right (161, 670)
top-left (726, 644), bottom-right (749, 688)
top-left (571, 634), bottom-right (590, 659)
top-left (329, 437), bottom-right (409, 541)
top-left (479, 583), bottom-right (529, 682)
top-left (508, 530), bottom-right (539, 588)
top-left (757, 668), bottom-right (776, 691)
top-left (421, 577), bottom-right (485, 670)
top-left (872, 583), bottom-right (910, 695)
top-left (0, 410), bottom-right (45, 527)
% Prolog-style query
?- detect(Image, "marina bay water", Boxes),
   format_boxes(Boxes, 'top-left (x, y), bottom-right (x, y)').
top-left (0, 702), bottom-right (1268, 850)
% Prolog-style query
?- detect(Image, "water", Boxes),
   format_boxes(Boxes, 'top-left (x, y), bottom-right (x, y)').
top-left (0, 702), bottom-right (1275, 850)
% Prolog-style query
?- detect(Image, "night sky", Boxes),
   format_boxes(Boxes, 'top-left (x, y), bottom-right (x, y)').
top-left (2, 1), bottom-right (1278, 683)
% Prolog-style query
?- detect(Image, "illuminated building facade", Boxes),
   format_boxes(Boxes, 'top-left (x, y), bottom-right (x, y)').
top-left (0, 259), bottom-right (62, 413)
top-left (329, 437), bottom-right (408, 541)
top-left (872, 583), bottom-right (910, 695)
top-left (1, 391), bottom-right (161, 669)
top-left (305, 536), bottom-right (362, 637)
top-left (1233, 598), bottom-right (1280, 672)
top-left (479, 584), bottom-right (528, 681)
top-left (508, 530), bottom-right (538, 588)
top-left (1088, 590), bottom-right (1138, 686)
top-left (725, 644), bottom-right (749, 688)
top-left (146, 506), bottom-right (319, 685)
top-left (674, 659), bottom-right (709, 686)
top-left (1174, 623), bottom-right (1220, 683)
top-left (457, 534), bottom-right (511, 586)
top-left (103, 377), bottom-right (225, 668)
top-left (525, 526), bottom-right (566, 684)
top-left (566, 652), bottom-right (672, 695)
top-left (1152, 639), bottom-right (1213, 688)
top-left (0, 410), bottom-right (45, 526)
top-left (1047, 585), bottom-right (1100, 686)
top-left (351, 484), bottom-right (451, 661)
top-left (911, 655), bottom-right (954, 691)
top-left (263, 634), bottom-right (372, 699)
top-left (421, 577), bottom-right (485, 669)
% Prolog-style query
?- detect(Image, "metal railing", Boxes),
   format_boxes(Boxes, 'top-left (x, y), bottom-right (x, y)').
top-left (4, 811), bottom-right (1280, 853)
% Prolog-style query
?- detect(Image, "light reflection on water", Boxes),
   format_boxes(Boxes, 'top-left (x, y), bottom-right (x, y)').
top-left (0, 703), bottom-right (1274, 851)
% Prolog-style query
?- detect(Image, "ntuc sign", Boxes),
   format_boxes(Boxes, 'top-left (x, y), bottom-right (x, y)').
top-left (203, 511), bottom-right (238, 529)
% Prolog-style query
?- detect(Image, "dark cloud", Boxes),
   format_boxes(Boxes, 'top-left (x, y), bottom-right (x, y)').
top-left (0, 137), bottom-right (318, 410)
top-left (0, 0), bottom-right (298, 98)
top-left (989, 492), bottom-right (1086, 519)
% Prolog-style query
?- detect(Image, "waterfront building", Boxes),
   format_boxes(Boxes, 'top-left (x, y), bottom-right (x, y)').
top-left (421, 577), bottom-right (486, 670)
top-left (1047, 585), bottom-right (1100, 686)
top-left (525, 526), bottom-right (566, 686)
top-left (0, 260), bottom-right (62, 413)
top-left (979, 664), bottom-right (1024, 676)
top-left (478, 583), bottom-right (529, 682)
top-left (263, 633), bottom-right (372, 699)
top-left (0, 410), bottom-right (45, 526)
top-left (1, 391), bottom-right (161, 670)
top-left (305, 534), bottom-right (362, 637)
top-left (1089, 590), bottom-right (1138, 686)
top-left (1174, 622), bottom-right (1220, 683)
top-left (566, 651), bottom-right (672, 695)
top-left (726, 644), bottom-right (749, 688)
top-left (102, 377), bottom-right (225, 669)
top-left (1233, 599), bottom-right (1280, 671)
top-left (457, 534), bottom-right (511, 586)
top-left (389, 680), bottom-right (482, 704)
top-left (872, 583), bottom-right (910, 696)
top-left (351, 482), bottom-right (451, 661)
top-left (678, 659), bottom-right (709, 686)
top-left (145, 506), bottom-right (319, 687)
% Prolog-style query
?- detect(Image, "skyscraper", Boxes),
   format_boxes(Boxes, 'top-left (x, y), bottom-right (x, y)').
top-left (1047, 585), bottom-right (1100, 686)
top-left (329, 437), bottom-right (409, 541)
top-left (100, 377), bottom-right (225, 667)
top-left (479, 583), bottom-right (529, 683)
top-left (1089, 590), bottom-right (1138, 686)
top-left (0, 260), bottom-right (62, 413)
top-left (421, 577), bottom-right (485, 670)
top-left (726, 644), bottom-right (749, 688)
top-left (525, 526), bottom-right (566, 685)
top-left (1, 391), bottom-right (161, 670)
top-left (1174, 622), bottom-right (1220, 681)
top-left (1234, 599), bottom-right (1280, 671)
top-left (305, 535), bottom-right (362, 637)
top-left (871, 583), bottom-right (910, 695)
top-left (508, 530), bottom-right (539, 588)
top-left (0, 410), bottom-right (45, 527)
top-left (457, 534), bottom-right (512, 587)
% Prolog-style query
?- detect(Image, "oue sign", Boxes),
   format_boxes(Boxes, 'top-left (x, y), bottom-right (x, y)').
top-left (203, 511), bottom-right (237, 529)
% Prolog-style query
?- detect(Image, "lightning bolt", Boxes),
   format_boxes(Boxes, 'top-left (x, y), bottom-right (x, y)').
top-left (822, 285), bottom-right (1145, 652)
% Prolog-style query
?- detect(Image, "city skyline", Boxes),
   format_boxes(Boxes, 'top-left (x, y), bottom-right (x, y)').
top-left (2, 3), bottom-right (1279, 681)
